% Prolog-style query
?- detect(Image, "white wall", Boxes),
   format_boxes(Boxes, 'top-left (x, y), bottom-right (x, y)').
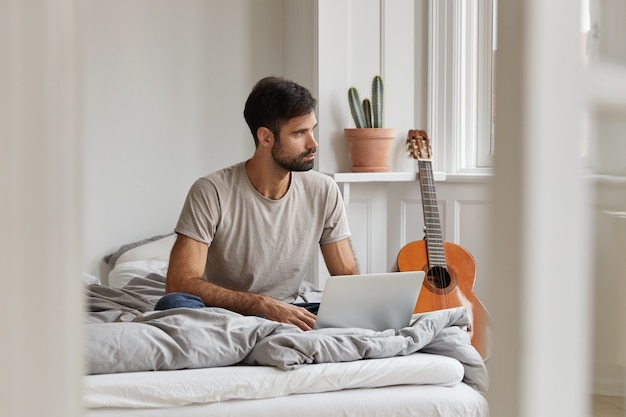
top-left (83, 0), bottom-right (284, 277)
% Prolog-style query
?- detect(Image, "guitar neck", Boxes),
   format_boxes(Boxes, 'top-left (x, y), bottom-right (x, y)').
top-left (417, 160), bottom-right (446, 267)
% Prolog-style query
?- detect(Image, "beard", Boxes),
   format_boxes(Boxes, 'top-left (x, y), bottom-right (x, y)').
top-left (271, 141), bottom-right (316, 172)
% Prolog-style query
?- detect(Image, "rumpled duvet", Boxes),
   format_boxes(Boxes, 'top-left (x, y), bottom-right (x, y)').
top-left (85, 274), bottom-right (488, 395)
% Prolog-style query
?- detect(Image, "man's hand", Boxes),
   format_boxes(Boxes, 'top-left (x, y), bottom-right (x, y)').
top-left (259, 297), bottom-right (316, 331)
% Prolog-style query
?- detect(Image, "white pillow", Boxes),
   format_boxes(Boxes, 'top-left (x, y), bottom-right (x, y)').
top-left (108, 259), bottom-right (170, 288)
top-left (104, 234), bottom-right (176, 288)
top-left (82, 272), bottom-right (102, 286)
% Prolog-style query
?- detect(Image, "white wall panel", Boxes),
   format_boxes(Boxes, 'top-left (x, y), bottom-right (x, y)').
top-left (316, 0), bottom-right (351, 173)
top-left (401, 200), bottom-right (427, 244)
top-left (383, 0), bottom-right (418, 172)
top-left (347, 200), bottom-right (372, 273)
top-left (593, 208), bottom-right (626, 396)
top-left (593, 109), bottom-right (626, 176)
top-left (591, 177), bottom-right (626, 396)
top-left (349, 0), bottom-right (381, 82)
top-left (341, 185), bottom-right (389, 274)
top-left (283, 0), bottom-right (317, 94)
top-left (456, 199), bottom-right (491, 299)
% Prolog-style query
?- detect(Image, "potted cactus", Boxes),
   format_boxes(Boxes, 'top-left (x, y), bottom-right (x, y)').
top-left (344, 75), bottom-right (396, 172)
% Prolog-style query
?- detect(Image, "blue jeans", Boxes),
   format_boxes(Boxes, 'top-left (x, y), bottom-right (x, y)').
top-left (154, 292), bottom-right (206, 310)
top-left (154, 292), bottom-right (319, 315)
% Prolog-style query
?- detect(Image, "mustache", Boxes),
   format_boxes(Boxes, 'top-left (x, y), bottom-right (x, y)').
top-left (302, 148), bottom-right (317, 157)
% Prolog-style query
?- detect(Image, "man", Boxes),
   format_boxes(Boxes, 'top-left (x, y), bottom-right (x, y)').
top-left (157, 76), bottom-right (359, 331)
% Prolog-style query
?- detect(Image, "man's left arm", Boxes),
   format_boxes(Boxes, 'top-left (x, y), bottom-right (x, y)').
top-left (320, 238), bottom-right (359, 276)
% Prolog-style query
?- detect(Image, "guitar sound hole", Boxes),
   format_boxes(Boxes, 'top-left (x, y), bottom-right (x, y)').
top-left (427, 266), bottom-right (451, 289)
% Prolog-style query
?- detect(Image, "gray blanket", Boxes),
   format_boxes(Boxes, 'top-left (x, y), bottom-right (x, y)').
top-left (85, 274), bottom-right (488, 395)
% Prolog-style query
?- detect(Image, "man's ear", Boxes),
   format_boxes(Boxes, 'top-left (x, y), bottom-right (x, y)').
top-left (256, 127), bottom-right (274, 147)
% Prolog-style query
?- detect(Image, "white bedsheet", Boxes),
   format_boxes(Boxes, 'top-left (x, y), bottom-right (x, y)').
top-left (85, 353), bottom-right (462, 409)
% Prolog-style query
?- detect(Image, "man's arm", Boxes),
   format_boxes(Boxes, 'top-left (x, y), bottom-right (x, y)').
top-left (166, 234), bottom-right (316, 330)
top-left (320, 238), bottom-right (359, 276)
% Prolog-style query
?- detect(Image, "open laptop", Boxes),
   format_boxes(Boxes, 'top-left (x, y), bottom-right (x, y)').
top-left (313, 271), bottom-right (426, 332)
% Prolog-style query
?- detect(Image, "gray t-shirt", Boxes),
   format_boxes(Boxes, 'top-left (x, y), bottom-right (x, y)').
top-left (175, 162), bottom-right (351, 303)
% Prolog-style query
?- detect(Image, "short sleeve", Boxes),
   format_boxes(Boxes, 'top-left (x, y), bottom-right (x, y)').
top-left (174, 178), bottom-right (221, 245)
top-left (320, 179), bottom-right (351, 245)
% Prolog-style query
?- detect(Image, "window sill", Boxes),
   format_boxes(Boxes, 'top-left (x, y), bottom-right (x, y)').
top-left (330, 171), bottom-right (492, 183)
top-left (328, 172), bottom-right (493, 209)
top-left (330, 171), bottom-right (444, 183)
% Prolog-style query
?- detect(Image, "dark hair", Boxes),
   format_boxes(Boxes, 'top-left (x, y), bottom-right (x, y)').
top-left (243, 76), bottom-right (317, 146)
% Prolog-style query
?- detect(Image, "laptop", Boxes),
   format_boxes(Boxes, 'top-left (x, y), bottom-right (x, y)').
top-left (313, 271), bottom-right (426, 332)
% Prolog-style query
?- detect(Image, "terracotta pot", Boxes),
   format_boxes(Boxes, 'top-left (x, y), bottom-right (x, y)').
top-left (344, 128), bottom-right (396, 172)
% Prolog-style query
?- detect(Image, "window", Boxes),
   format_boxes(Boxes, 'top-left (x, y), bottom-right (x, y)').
top-left (428, 0), bottom-right (495, 173)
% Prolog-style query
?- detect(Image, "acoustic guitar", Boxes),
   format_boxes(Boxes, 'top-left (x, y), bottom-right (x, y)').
top-left (397, 129), bottom-right (491, 360)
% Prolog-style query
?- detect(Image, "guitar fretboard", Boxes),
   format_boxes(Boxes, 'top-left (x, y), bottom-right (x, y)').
top-left (417, 160), bottom-right (446, 268)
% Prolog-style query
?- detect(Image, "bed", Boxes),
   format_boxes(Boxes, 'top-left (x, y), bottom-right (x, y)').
top-left (83, 234), bottom-right (490, 417)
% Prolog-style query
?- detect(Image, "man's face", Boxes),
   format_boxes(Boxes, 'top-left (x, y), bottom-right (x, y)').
top-left (271, 112), bottom-right (318, 172)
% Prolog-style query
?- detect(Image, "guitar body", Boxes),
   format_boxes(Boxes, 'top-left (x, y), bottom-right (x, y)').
top-left (397, 240), bottom-right (491, 359)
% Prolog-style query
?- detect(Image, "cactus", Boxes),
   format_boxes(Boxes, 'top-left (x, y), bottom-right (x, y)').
top-left (371, 75), bottom-right (384, 128)
top-left (348, 87), bottom-right (366, 128)
top-left (362, 98), bottom-right (373, 128)
top-left (347, 75), bottom-right (385, 128)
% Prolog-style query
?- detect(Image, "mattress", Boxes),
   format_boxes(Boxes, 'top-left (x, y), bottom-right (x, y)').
top-left (86, 383), bottom-right (487, 417)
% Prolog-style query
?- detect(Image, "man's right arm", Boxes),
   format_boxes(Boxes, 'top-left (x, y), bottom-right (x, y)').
top-left (165, 233), bottom-right (208, 294)
top-left (165, 234), bottom-right (316, 330)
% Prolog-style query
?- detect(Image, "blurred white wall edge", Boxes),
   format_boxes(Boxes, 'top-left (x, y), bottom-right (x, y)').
top-left (0, 1), bottom-right (84, 416)
top-left (487, 0), bottom-right (593, 417)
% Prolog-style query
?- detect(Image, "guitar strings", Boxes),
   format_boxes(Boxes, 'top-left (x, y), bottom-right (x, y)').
top-left (417, 134), bottom-right (448, 310)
